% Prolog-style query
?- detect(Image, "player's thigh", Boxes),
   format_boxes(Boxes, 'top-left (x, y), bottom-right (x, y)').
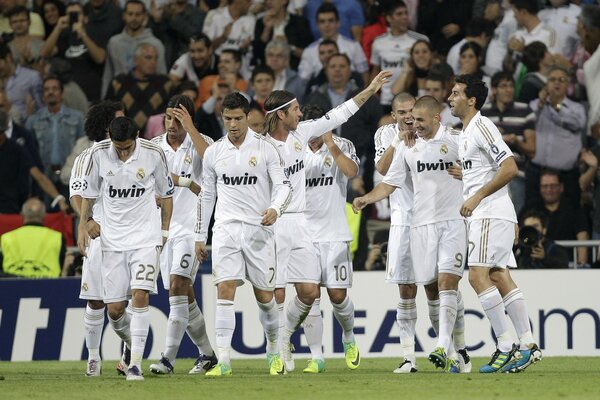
top-left (129, 246), bottom-right (160, 294)
top-left (286, 221), bottom-right (319, 284)
top-left (274, 221), bottom-right (292, 288)
top-left (211, 223), bottom-right (245, 287)
top-left (80, 238), bottom-right (103, 300)
top-left (386, 225), bottom-right (415, 285)
top-left (102, 250), bottom-right (131, 303)
top-left (169, 236), bottom-right (198, 284)
top-left (409, 224), bottom-right (438, 286)
top-left (317, 241), bottom-right (353, 289)
top-left (467, 218), bottom-right (515, 268)
top-left (437, 220), bottom-right (467, 278)
top-left (242, 224), bottom-right (277, 291)
top-left (159, 238), bottom-right (174, 291)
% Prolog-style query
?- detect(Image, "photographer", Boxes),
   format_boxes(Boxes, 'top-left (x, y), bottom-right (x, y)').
top-left (515, 209), bottom-right (569, 269)
top-left (365, 229), bottom-right (388, 271)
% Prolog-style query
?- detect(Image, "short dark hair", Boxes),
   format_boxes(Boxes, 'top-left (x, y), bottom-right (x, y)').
top-left (222, 92), bottom-right (250, 114)
top-left (85, 101), bottom-right (124, 142)
top-left (124, 0), bottom-right (146, 13)
top-left (520, 209), bottom-right (549, 230)
top-left (512, 0), bottom-right (539, 14)
top-left (189, 33), bottom-right (211, 48)
top-left (454, 74), bottom-right (488, 110)
top-left (167, 94), bottom-right (195, 116)
top-left (326, 53), bottom-right (351, 67)
top-left (251, 65), bottom-right (275, 83)
top-left (425, 72), bottom-right (446, 86)
top-left (413, 95), bottom-right (441, 114)
top-left (522, 41), bottom-right (547, 72)
top-left (540, 168), bottom-right (562, 183)
top-left (109, 116), bottom-right (139, 142)
top-left (301, 104), bottom-right (325, 121)
top-left (7, 6), bottom-right (30, 20)
top-left (459, 41), bottom-right (483, 59)
top-left (175, 80), bottom-right (199, 95)
top-left (221, 49), bottom-right (241, 64)
top-left (319, 39), bottom-right (339, 50)
top-left (385, 1), bottom-right (407, 16)
top-left (43, 75), bottom-right (63, 92)
top-left (316, 2), bottom-right (339, 21)
top-left (491, 71), bottom-right (515, 88)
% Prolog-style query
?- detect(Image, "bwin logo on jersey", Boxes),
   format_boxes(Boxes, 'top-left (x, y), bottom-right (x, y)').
top-left (416, 159), bottom-right (455, 172)
top-left (285, 159), bottom-right (304, 177)
top-left (108, 185), bottom-right (146, 198)
top-left (222, 173), bottom-right (258, 185)
top-left (461, 159), bottom-right (473, 170)
top-left (306, 174), bottom-right (334, 187)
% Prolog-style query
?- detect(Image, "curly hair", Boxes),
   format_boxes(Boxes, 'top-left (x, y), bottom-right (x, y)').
top-left (85, 101), bottom-right (124, 142)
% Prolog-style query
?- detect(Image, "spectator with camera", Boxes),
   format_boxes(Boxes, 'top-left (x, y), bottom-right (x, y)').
top-left (515, 209), bottom-right (569, 269)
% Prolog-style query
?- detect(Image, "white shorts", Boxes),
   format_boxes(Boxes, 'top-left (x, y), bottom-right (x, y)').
top-left (467, 218), bottom-right (516, 268)
top-left (102, 246), bottom-right (160, 303)
top-left (313, 241), bottom-right (353, 288)
top-left (410, 220), bottom-right (467, 285)
top-left (211, 222), bottom-right (276, 291)
top-left (274, 214), bottom-right (319, 287)
top-left (386, 225), bottom-right (413, 284)
top-left (159, 235), bottom-right (198, 290)
top-left (79, 238), bottom-right (103, 300)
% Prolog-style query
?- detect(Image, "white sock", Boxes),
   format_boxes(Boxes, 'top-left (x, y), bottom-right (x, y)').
top-left (130, 306), bottom-right (150, 368)
top-left (84, 305), bottom-right (105, 361)
top-left (283, 297), bottom-right (312, 344)
top-left (331, 296), bottom-right (355, 343)
top-left (396, 298), bottom-right (417, 363)
top-left (108, 309), bottom-right (131, 349)
top-left (257, 298), bottom-right (279, 355)
top-left (187, 301), bottom-right (214, 356)
top-left (215, 299), bottom-right (235, 366)
top-left (277, 302), bottom-right (285, 352)
top-left (303, 298), bottom-right (324, 361)
top-left (427, 299), bottom-right (440, 336)
top-left (503, 288), bottom-right (535, 349)
top-left (163, 295), bottom-right (188, 364)
top-left (479, 286), bottom-right (513, 352)
top-left (453, 291), bottom-right (466, 350)
top-left (437, 290), bottom-right (458, 353)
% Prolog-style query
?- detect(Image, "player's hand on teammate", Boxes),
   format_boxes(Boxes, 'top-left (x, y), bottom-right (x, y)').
top-left (460, 194), bottom-right (482, 217)
top-left (447, 160), bottom-right (463, 180)
top-left (368, 70), bottom-right (393, 93)
top-left (352, 197), bottom-right (368, 213)
top-left (400, 128), bottom-right (416, 148)
top-left (195, 241), bottom-right (209, 262)
top-left (261, 208), bottom-right (278, 226)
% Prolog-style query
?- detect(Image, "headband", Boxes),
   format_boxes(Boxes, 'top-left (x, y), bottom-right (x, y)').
top-left (265, 98), bottom-right (297, 114)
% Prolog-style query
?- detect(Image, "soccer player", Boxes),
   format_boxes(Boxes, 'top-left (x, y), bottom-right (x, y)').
top-left (69, 101), bottom-right (124, 376)
top-left (448, 74), bottom-right (542, 373)
top-left (194, 92), bottom-right (292, 376)
top-left (355, 96), bottom-right (471, 373)
top-left (148, 95), bottom-right (217, 375)
top-left (263, 70), bottom-right (392, 372)
top-left (302, 105), bottom-right (360, 373)
top-left (78, 116), bottom-right (174, 381)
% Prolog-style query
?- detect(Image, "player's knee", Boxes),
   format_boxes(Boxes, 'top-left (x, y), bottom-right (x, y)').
top-left (274, 288), bottom-right (286, 304)
top-left (169, 275), bottom-right (191, 295)
top-left (328, 289), bottom-right (346, 304)
top-left (88, 300), bottom-right (105, 310)
top-left (107, 304), bottom-right (125, 320)
top-left (399, 283), bottom-right (417, 299)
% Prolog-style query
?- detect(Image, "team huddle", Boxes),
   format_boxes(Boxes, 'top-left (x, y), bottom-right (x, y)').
top-left (73, 71), bottom-right (541, 380)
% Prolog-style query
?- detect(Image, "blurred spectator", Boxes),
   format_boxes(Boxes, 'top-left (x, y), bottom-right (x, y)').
top-left (517, 41), bottom-right (552, 103)
top-left (425, 73), bottom-right (460, 127)
top-left (521, 169), bottom-right (589, 266)
top-left (304, 0), bottom-right (365, 41)
top-left (527, 65), bottom-right (585, 208)
top-left (194, 79), bottom-right (231, 141)
top-left (390, 39), bottom-right (435, 99)
top-left (579, 146), bottom-right (600, 241)
top-left (538, 0), bottom-right (580, 60)
top-left (484, 0), bottom-right (518, 75)
top-left (417, 0), bottom-right (474, 56)
top-left (0, 198), bottom-right (66, 278)
top-left (102, 0), bottom-right (167, 98)
top-left (40, 0), bottom-right (65, 39)
top-left (248, 64), bottom-right (275, 109)
top-left (481, 71), bottom-right (536, 213)
top-left (0, 42), bottom-right (43, 124)
top-left (195, 48), bottom-right (248, 109)
top-left (0, 0), bottom-right (45, 38)
top-left (26, 76), bottom-right (85, 187)
top-left (298, 3), bottom-right (369, 84)
top-left (252, 0), bottom-right (312, 70)
top-left (247, 99), bottom-right (265, 133)
top-left (169, 33), bottom-right (217, 85)
top-left (514, 209), bottom-right (570, 268)
top-left (370, 1), bottom-right (428, 113)
top-left (45, 57), bottom-right (89, 116)
top-left (105, 42), bottom-right (174, 131)
top-left (446, 17), bottom-right (494, 75)
top-left (364, 228), bottom-right (389, 271)
top-left (360, 0), bottom-right (389, 62)
top-left (265, 39), bottom-right (305, 102)
top-left (581, 4), bottom-right (600, 138)
top-left (6, 6), bottom-right (44, 71)
top-left (143, 80), bottom-right (197, 139)
top-left (150, 0), bottom-right (206, 68)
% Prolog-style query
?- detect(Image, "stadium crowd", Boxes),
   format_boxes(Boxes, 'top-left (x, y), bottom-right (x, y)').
top-left (1, 0), bottom-right (600, 278)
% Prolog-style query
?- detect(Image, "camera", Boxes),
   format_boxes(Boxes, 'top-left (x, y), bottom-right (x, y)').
top-left (69, 11), bottom-right (79, 26)
top-left (518, 226), bottom-right (541, 248)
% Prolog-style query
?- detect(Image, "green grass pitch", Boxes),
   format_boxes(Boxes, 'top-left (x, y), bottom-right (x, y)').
top-left (1, 357), bottom-right (599, 400)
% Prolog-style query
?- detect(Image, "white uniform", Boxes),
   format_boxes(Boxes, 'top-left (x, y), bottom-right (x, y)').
top-left (538, 4), bottom-right (580, 59)
top-left (70, 147), bottom-right (103, 300)
top-left (298, 35), bottom-right (369, 81)
top-left (484, 8), bottom-right (517, 75)
top-left (387, 125), bottom-right (466, 285)
top-left (370, 30), bottom-right (429, 106)
top-left (152, 132), bottom-right (214, 290)
top-left (374, 123), bottom-right (413, 284)
top-left (83, 138), bottom-right (174, 302)
top-left (305, 136), bottom-right (359, 288)
top-left (169, 53), bottom-right (202, 85)
top-left (269, 99), bottom-right (360, 287)
top-left (459, 112), bottom-right (517, 268)
top-left (195, 129), bottom-right (291, 290)
top-left (510, 22), bottom-right (558, 54)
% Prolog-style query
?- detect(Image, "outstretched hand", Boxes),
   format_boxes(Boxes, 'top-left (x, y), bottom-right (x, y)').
top-left (368, 70), bottom-right (393, 93)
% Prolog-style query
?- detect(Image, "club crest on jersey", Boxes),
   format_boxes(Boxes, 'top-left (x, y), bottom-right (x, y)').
top-left (81, 282), bottom-right (88, 292)
top-left (324, 156), bottom-right (332, 167)
top-left (294, 141), bottom-right (302, 152)
top-left (440, 144), bottom-right (448, 155)
top-left (136, 168), bottom-right (145, 180)
top-left (464, 141), bottom-right (468, 150)
top-left (249, 156), bottom-right (257, 167)
top-left (184, 155), bottom-right (192, 164)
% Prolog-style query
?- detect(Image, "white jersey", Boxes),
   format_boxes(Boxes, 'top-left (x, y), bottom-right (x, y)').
top-left (268, 99), bottom-right (359, 213)
top-left (195, 129), bottom-right (292, 242)
top-left (392, 124), bottom-right (464, 227)
top-left (370, 30), bottom-right (429, 105)
top-left (82, 138), bottom-right (174, 251)
top-left (510, 22), bottom-right (558, 54)
top-left (459, 112), bottom-right (517, 222)
top-left (152, 132), bottom-right (214, 239)
top-left (298, 35), bottom-right (369, 81)
top-left (304, 135), bottom-right (359, 242)
top-left (169, 53), bottom-right (201, 85)
top-left (374, 123), bottom-right (413, 226)
top-left (538, 4), bottom-right (580, 59)
top-left (69, 147), bottom-right (102, 224)
top-left (485, 8), bottom-right (517, 75)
